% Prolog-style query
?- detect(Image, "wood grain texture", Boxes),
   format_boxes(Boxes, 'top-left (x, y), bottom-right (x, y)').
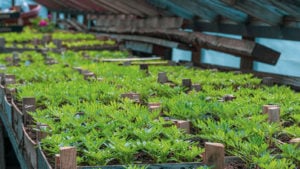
top-left (60, 147), bottom-right (77, 169)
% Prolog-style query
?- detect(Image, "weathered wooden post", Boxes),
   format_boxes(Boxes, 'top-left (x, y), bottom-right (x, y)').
top-left (60, 147), bottom-right (77, 169)
top-left (267, 106), bottom-right (280, 123)
top-left (157, 72), bottom-right (168, 84)
top-left (22, 97), bottom-right (36, 126)
top-left (204, 142), bottom-right (225, 169)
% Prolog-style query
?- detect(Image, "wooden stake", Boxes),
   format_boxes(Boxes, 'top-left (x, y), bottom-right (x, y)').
top-left (182, 79), bottom-right (192, 90)
top-left (22, 97), bottom-right (36, 126)
top-left (148, 102), bottom-right (161, 112)
top-left (172, 120), bottom-right (191, 133)
top-left (192, 84), bottom-right (202, 92)
top-left (268, 107), bottom-right (280, 123)
top-left (157, 72), bottom-right (168, 84)
top-left (55, 154), bottom-right (60, 169)
top-left (60, 147), bottom-right (77, 169)
top-left (204, 142), bottom-right (225, 169)
top-left (262, 104), bottom-right (279, 114)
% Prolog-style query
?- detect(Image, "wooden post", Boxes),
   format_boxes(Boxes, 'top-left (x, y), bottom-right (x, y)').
top-left (240, 36), bottom-right (254, 70)
top-left (55, 154), bottom-right (61, 169)
top-left (173, 120), bottom-right (191, 133)
top-left (83, 72), bottom-right (96, 81)
top-left (36, 123), bottom-right (48, 141)
top-left (140, 64), bottom-right (149, 73)
top-left (152, 45), bottom-right (172, 60)
top-left (0, 121), bottom-right (5, 169)
top-left (191, 48), bottom-right (201, 65)
top-left (22, 97), bottom-right (36, 126)
top-left (148, 103), bottom-right (161, 112)
top-left (60, 147), bottom-right (77, 169)
top-left (222, 94), bottom-right (236, 102)
top-left (182, 79), bottom-right (192, 90)
top-left (268, 107), bottom-right (280, 123)
top-left (157, 72), bottom-right (168, 84)
top-left (0, 38), bottom-right (5, 49)
top-left (262, 104), bottom-right (279, 114)
top-left (204, 142), bottom-right (225, 169)
top-left (192, 84), bottom-right (202, 92)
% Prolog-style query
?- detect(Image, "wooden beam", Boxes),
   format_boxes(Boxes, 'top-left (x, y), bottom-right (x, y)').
top-left (240, 36), bottom-right (254, 70)
top-left (196, 0), bottom-right (248, 23)
top-left (221, 0), bottom-right (284, 25)
top-left (91, 28), bottom-right (280, 65)
top-left (187, 20), bottom-right (300, 41)
top-left (269, 0), bottom-right (300, 16)
top-left (169, 0), bottom-right (218, 21)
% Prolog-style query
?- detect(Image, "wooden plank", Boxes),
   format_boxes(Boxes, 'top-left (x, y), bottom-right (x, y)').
top-left (195, 0), bottom-right (247, 23)
top-left (169, 0), bottom-right (218, 22)
top-left (101, 57), bottom-right (161, 62)
top-left (92, 28), bottom-right (280, 65)
top-left (60, 147), bottom-right (77, 169)
top-left (221, 0), bottom-right (284, 25)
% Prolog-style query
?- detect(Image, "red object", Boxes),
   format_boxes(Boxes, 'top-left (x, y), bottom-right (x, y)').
top-left (6, 4), bottom-right (41, 26)
top-left (39, 19), bottom-right (48, 27)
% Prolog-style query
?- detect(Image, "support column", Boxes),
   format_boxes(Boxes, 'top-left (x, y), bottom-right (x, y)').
top-left (191, 47), bottom-right (201, 66)
top-left (152, 45), bottom-right (172, 60)
top-left (240, 36), bottom-right (255, 70)
top-left (0, 121), bottom-right (6, 169)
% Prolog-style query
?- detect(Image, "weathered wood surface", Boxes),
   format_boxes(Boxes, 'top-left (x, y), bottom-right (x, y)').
top-left (60, 147), bottom-right (77, 169)
top-left (101, 57), bottom-right (161, 62)
top-left (91, 27), bottom-right (280, 65)
top-left (204, 142), bottom-right (225, 169)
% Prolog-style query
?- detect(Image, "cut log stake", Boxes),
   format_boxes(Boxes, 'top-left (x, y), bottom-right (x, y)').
top-left (192, 84), bottom-right (202, 92)
top-left (148, 102), bottom-right (161, 112)
top-left (0, 38), bottom-right (5, 48)
top-left (22, 97), bottom-right (36, 126)
top-left (182, 79), bottom-right (192, 90)
top-left (36, 123), bottom-right (48, 141)
top-left (60, 147), bottom-right (76, 169)
top-left (83, 72), bottom-right (96, 81)
top-left (121, 93), bottom-right (141, 103)
top-left (172, 120), bottom-right (191, 133)
top-left (204, 142), bottom-right (225, 169)
top-left (262, 104), bottom-right (279, 114)
top-left (157, 72), bottom-right (168, 84)
top-left (140, 64), bottom-right (149, 72)
top-left (268, 107), bottom-right (280, 123)
top-left (55, 154), bottom-right (60, 169)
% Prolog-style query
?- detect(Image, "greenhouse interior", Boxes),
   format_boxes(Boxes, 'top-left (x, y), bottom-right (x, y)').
top-left (0, 0), bottom-right (300, 169)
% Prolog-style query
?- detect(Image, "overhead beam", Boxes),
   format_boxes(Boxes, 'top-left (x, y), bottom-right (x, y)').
top-left (196, 0), bottom-right (248, 23)
top-left (269, 0), bottom-right (300, 16)
top-left (186, 20), bottom-right (300, 41)
top-left (91, 26), bottom-right (280, 65)
top-left (169, 0), bottom-right (218, 21)
top-left (221, 0), bottom-right (284, 25)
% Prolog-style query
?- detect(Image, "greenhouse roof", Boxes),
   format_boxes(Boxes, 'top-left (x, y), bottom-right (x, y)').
top-left (34, 0), bottom-right (300, 40)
